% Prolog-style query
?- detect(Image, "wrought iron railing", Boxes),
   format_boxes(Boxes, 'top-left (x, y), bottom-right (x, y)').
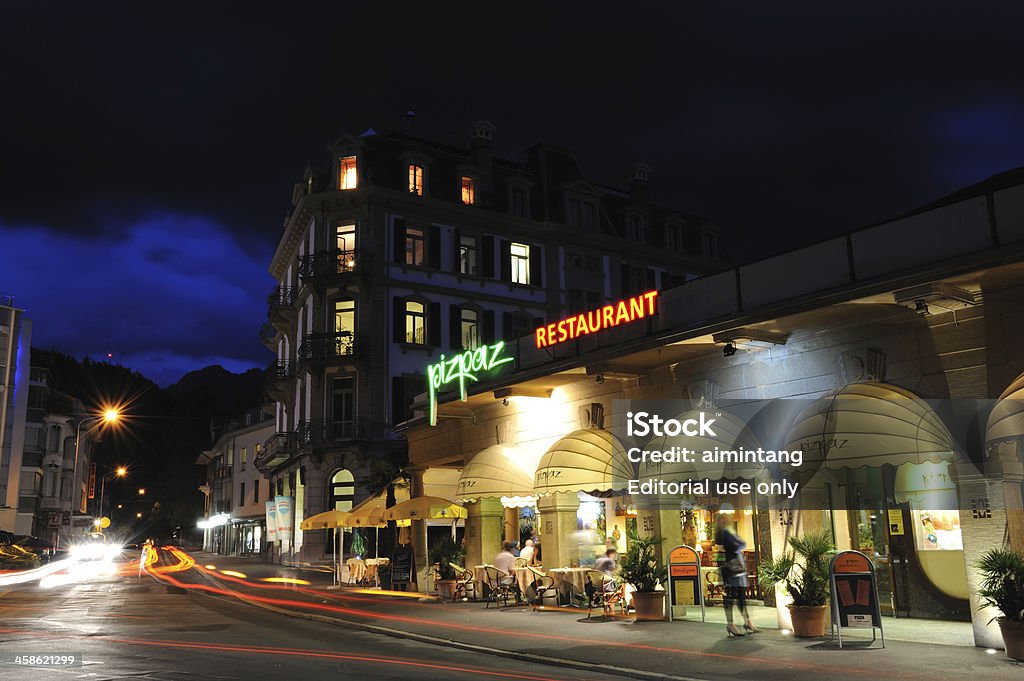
top-left (267, 286), bottom-right (295, 309)
top-left (298, 418), bottom-right (386, 444)
top-left (256, 432), bottom-right (300, 470)
top-left (298, 250), bottom-right (369, 280)
top-left (297, 331), bottom-right (359, 361)
top-left (272, 361), bottom-right (294, 380)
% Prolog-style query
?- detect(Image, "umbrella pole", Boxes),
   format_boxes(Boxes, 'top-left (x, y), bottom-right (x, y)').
top-left (334, 527), bottom-right (338, 586)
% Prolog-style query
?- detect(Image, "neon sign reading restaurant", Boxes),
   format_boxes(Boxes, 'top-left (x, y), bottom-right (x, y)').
top-left (535, 290), bottom-right (659, 349)
top-left (427, 342), bottom-right (514, 426)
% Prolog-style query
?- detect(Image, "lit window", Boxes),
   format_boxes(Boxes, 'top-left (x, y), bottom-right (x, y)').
top-left (336, 224), bottom-right (356, 271)
top-left (461, 308), bottom-right (479, 350)
top-left (408, 164), bottom-right (423, 196)
top-left (334, 299), bottom-right (356, 335)
top-left (461, 176), bottom-right (476, 205)
top-left (339, 156), bottom-right (357, 190)
top-left (911, 509), bottom-right (963, 551)
top-left (405, 227), bottom-right (425, 266)
top-left (459, 235), bottom-right (477, 275)
top-left (405, 300), bottom-right (425, 344)
top-left (510, 242), bottom-right (530, 285)
top-left (330, 469), bottom-right (355, 512)
top-left (241, 447), bottom-right (247, 468)
top-left (511, 187), bottom-right (528, 217)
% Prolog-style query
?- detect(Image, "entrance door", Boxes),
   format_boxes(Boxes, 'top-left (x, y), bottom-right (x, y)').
top-left (847, 468), bottom-right (895, 616)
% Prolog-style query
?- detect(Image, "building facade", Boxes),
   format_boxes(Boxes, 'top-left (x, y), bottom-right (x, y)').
top-left (0, 295), bottom-right (31, 535)
top-left (199, 409), bottom-right (274, 555)
top-left (405, 171), bottom-right (1024, 649)
top-left (257, 121), bottom-right (726, 562)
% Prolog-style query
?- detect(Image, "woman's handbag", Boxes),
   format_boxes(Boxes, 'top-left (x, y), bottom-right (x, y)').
top-left (720, 557), bottom-right (744, 577)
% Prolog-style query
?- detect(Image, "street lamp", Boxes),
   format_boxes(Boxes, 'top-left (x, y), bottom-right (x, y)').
top-left (138, 488), bottom-right (146, 496)
top-left (96, 465), bottom-right (127, 520)
top-left (71, 407), bottom-right (121, 516)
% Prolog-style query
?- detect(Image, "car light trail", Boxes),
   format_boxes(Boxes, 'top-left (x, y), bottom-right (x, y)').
top-left (219, 570), bottom-right (247, 578)
top-left (260, 577), bottom-right (311, 585)
top-left (0, 558), bottom-right (77, 587)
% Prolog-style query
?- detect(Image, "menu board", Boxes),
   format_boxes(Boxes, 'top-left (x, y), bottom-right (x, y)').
top-left (829, 550), bottom-right (884, 647)
top-left (667, 545), bottom-right (704, 622)
top-left (391, 546), bottom-right (414, 584)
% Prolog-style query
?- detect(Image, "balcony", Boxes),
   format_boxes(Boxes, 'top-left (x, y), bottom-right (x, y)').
top-left (267, 286), bottom-right (297, 328)
top-left (259, 322), bottom-right (281, 350)
top-left (266, 361), bottom-right (296, 403)
top-left (299, 418), bottom-right (386, 446)
top-left (255, 432), bottom-right (300, 471)
top-left (215, 465), bottom-right (233, 480)
top-left (297, 250), bottom-right (371, 293)
top-left (297, 331), bottom-right (363, 368)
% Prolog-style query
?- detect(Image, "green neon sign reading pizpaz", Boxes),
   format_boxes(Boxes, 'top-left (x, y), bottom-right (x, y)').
top-left (427, 342), bottom-right (514, 426)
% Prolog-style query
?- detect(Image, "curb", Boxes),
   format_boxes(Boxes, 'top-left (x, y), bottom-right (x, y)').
top-left (192, 569), bottom-right (704, 681)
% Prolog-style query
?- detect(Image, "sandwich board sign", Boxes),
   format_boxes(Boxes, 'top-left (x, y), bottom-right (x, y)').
top-left (667, 545), bottom-right (705, 623)
top-left (829, 550), bottom-right (885, 648)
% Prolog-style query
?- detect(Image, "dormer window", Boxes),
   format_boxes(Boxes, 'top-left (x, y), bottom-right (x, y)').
top-left (408, 164), bottom-right (424, 196)
top-left (510, 186), bottom-right (529, 217)
top-left (461, 176), bottom-right (476, 205)
top-left (665, 223), bottom-right (684, 252)
top-left (339, 156), bottom-right (357, 190)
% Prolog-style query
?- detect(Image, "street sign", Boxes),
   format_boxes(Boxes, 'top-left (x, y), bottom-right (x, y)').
top-left (61, 511), bottom-right (71, 526)
top-left (98, 517), bottom-right (111, 529)
top-left (47, 512), bottom-right (61, 528)
top-left (88, 463), bottom-right (96, 499)
top-left (667, 545), bottom-right (705, 623)
top-left (829, 550), bottom-right (885, 648)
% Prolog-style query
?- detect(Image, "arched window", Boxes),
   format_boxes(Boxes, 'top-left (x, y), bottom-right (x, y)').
top-left (330, 469), bottom-right (355, 512)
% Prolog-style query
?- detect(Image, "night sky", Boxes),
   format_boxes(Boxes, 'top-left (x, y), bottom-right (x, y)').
top-left (3, 3), bottom-right (1024, 386)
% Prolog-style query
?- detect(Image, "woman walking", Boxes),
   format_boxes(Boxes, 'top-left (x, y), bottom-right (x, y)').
top-left (715, 514), bottom-right (758, 637)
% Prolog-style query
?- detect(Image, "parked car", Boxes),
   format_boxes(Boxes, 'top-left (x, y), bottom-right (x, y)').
top-left (13, 535), bottom-right (57, 562)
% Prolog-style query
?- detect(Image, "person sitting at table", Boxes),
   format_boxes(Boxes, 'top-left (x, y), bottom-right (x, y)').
top-left (595, 548), bottom-right (617, 576)
top-left (494, 541), bottom-right (517, 575)
top-left (519, 539), bottom-right (536, 566)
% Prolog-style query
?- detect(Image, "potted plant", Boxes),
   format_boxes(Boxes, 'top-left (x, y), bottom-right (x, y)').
top-left (976, 547), bottom-right (1024, 660)
top-left (758, 529), bottom-right (834, 637)
top-left (428, 535), bottom-right (467, 602)
top-left (619, 532), bottom-right (668, 620)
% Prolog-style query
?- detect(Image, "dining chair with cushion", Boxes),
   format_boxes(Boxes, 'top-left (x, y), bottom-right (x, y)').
top-left (450, 563), bottom-right (479, 601)
top-left (483, 566), bottom-right (516, 609)
top-left (525, 567), bottom-right (557, 610)
top-left (514, 557), bottom-right (528, 568)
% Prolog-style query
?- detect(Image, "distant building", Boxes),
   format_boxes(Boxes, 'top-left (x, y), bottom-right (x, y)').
top-left (258, 121), bottom-right (726, 562)
top-left (198, 408), bottom-right (274, 555)
top-left (0, 295), bottom-right (31, 535)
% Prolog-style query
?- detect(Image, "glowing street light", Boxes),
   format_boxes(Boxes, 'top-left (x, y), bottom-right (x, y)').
top-left (97, 464), bottom-right (128, 520)
top-left (115, 466), bottom-right (127, 477)
top-left (136, 512), bottom-right (143, 519)
top-left (138, 488), bottom-right (146, 496)
top-left (70, 406), bottom-right (124, 533)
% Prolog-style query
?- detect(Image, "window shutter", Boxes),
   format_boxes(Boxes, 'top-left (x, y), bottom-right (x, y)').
top-left (428, 224), bottom-right (441, 269)
top-left (392, 218), bottom-right (406, 263)
top-left (646, 268), bottom-right (657, 291)
top-left (452, 228), bottom-right (461, 273)
top-left (620, 263), bottom-right (631, 297)
top-left (449, 304), bottom-right (462, 351)
top-left (481, 310), bottom-right (496, 344)
top-left (480, 235), bottom-right (495, 277)
top-left (499, 239), bottom-right (512, 281)
top-left (392, 296), bottom-right (405, 343)
top-left (391, 376), bottom-right (405, 425)
top-left (529, 244), bottom-right (543, 286)
top-left (428, 302), bottom-right (441, 347)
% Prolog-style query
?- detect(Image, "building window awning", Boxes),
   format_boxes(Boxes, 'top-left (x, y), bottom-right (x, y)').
top-left (784, 382), bottom-right (959, 470)
top-left (894, 461), bottom-right (957, 508)
top-left (986, 372), bottom-right (1024, 448)
top-left (456, 444), bottom-right (535, 503)
top-left (640, 410), bottom-right (764, 481)
top-left (533, 429), bottom-right (632, 496)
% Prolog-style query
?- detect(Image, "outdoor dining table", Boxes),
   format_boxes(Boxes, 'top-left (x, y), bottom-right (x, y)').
top-left (510, 566), bottom-right (542, 595)
top-left (346, 557), bottom-right (366, 584)
top-left (548, 567), bottom-right (592, 604)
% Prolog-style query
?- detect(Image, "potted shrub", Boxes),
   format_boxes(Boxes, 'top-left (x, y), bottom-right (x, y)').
top-left (619, 533), bottom-right (668, 620)
top-left (428, 535), bottom-right (467, 602)
top-left (758, 529), bottom-right (834, 637)
top-left (976, 547), bottom-right (1024, 660)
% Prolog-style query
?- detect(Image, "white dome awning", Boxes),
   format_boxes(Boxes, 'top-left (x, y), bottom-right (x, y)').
top-left (784, 382), bottom-right (959, 470)
top-left (987, 373), bottom-right (1024, 448)
top-left (534, 429), bottom-right (633, 495)
top-left (456, 444), bottom-right (535, 503)
top-left (640, 410), bottom-right (764, 481)
top-left (894, 461), bottom-right (958, 508)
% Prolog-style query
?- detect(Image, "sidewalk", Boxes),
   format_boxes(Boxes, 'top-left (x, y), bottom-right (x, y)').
top-left (184, 551), bottom-right (1021, 681)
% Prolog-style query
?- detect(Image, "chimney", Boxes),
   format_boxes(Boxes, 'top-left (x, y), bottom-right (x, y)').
top-left (630, 163), bottom-right (651, 203)
top-left (471, 120), bottom-right (495, 200)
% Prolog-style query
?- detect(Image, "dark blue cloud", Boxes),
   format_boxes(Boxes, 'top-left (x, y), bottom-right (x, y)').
top-left (0, 214), bottom-right (275, 386)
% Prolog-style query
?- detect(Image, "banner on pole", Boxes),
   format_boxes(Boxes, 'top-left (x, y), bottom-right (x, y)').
top-left (275, 496), bottom-right (294, 542)
top-left (265, 501), bottom-right (279, 542)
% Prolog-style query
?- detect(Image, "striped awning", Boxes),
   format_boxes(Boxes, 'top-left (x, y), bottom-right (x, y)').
top-left (987, 372), bottom-right (1024, 448)
top-left (456, 444), bottom-right (535, 503)
top-left (533, 429), bottom-right (633, 495)
top-left (784, 382), bottom-right (959, 470)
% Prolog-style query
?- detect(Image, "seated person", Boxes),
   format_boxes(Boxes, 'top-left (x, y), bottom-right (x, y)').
top-left (493, 541), bottom-right (518, 580)
top-left (594, 548), bottom-right (620, 593)
top-left (519, 539), bottom-right (536, 566)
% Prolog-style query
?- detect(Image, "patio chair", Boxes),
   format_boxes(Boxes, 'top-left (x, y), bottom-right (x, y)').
top-left (483, 565), bottom-right (516, 609)
top-left (450, 563), bottom-right (479, 601)
top-left (584, 570), bottom-right (624, 619)
top-left (514, 556), bottom-right (528, 568)
top-left (525, 567), bottom-right (558, 610)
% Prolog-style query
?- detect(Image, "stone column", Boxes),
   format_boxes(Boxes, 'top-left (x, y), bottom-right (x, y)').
top-left (537, 493), bottom-right (580, 568)
top-left (409, 467), bottom-right (429, 591)
top-left (504, 506), bottom-right (520, 545)
top-left (464, 498), bottom-right (504, 568)
top-left (952, 461), bottom-right (1012, 648)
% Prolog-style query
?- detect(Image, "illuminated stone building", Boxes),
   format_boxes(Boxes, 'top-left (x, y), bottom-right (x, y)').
top-left (406, 169), bottom-right (1024, 648)
top-left (257, 121), bottom-right (725, 563)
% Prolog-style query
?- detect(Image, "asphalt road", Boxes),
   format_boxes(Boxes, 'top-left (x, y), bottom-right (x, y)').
top-left (0, 555), bottom-right (622, 681)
